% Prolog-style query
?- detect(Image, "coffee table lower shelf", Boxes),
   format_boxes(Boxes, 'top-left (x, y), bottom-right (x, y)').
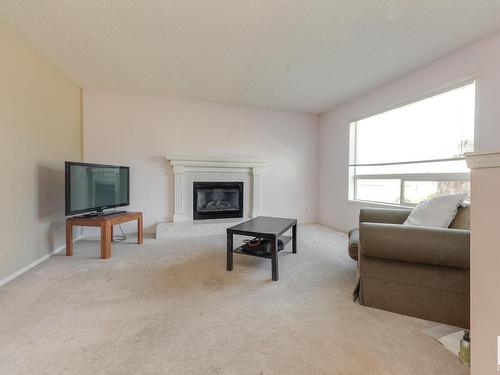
top-left (232, 235), bottom-right (292, 259)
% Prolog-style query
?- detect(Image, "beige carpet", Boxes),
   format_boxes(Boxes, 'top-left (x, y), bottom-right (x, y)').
top-left (0, 224), bottom-right (468, 375)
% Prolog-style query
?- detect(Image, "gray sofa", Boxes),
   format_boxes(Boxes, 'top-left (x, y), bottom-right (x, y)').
top-left (348, 206), bottom-right (470, 329)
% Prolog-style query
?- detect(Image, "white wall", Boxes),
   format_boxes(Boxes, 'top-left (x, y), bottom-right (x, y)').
top-left (319, 31), bottom-right (500, 232)
top-left (0, 20), bottom-right (81, 282)
top-left (83, 90), bottom-right (319, 234)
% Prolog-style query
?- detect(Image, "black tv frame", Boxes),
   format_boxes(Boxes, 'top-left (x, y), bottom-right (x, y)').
top-left (65, 161), bottom-right (130, 216)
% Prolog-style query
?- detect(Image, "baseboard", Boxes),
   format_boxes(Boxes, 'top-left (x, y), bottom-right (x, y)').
top-left (0, 236), bottom-right (82, 288)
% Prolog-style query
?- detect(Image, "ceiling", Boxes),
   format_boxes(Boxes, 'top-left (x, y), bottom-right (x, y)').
top-left (2, 1), bottom-right (500, 114)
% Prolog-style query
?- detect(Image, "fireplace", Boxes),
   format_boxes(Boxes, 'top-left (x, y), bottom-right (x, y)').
top-left (193, 182), bottom-right (243, 220)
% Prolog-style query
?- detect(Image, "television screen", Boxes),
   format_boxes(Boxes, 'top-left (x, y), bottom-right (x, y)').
top-left (65, 162), bottom-right (130, 215)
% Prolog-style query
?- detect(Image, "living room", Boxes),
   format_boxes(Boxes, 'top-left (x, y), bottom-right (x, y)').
top-left (1, 2), bottom-right (500, 374)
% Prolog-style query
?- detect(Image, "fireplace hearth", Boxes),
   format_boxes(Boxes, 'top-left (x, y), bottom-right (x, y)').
top-left (193, 182), bottom-right (244, 220)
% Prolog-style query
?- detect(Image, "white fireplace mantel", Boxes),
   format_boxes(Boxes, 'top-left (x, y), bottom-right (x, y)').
top-left (166, 155), bottom-right (266, 222)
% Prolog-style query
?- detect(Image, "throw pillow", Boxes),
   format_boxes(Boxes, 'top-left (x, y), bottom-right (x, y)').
top-left (403, 193), bottom-right (467, 228)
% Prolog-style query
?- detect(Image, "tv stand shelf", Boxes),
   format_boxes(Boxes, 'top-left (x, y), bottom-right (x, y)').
top-left (66, 211), bottom-right (143, 259)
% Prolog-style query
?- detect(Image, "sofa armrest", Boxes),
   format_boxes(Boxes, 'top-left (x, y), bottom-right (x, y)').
top-left (359, 222), bottom-right (470, 269)
top-left (359, 208), bottom-right (412, 225)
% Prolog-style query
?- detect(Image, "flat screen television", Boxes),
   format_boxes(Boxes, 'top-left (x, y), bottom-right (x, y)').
top-left (65, 162), bottom-right (130, 216)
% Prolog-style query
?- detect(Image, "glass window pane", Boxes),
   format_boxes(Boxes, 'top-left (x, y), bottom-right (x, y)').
top-left (349, 81), bottom-right (475, 206)
top-left (403, 180), bottom-right (470, 204)
top-left (437, 181), bottom-right (470, 200)
top-left (353, 82), bottom-right (475, 165)
top-left (355, 179), bottom-right (400, 204)
top-left (403, 181), bottom-right (439, 204)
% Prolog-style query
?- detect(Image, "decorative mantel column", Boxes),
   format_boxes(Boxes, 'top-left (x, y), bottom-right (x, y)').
top-left (166, 155), bottom-right (267, 222)
top-left (172, 165), bottom-right (186, 222)
top-left (251, 167), bottom-right (263, 218)
top-left (465, 150), bottom-right (500, 375)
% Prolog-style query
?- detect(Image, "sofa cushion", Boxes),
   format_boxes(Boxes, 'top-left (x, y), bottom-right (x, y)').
top-left (449, 205), bottom-right (470, 230)
top-left (359, 258), bottom-right (470, 328)
top-left (348, 228), bottom-right (359, 261)
top-left (360, 256), bottom-right (469, 297)
top-left (403, 193), bottom-right (466, 228)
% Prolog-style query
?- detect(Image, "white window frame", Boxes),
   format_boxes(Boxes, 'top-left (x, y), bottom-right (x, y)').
top-left (348, 79), bottom-right (476, 207)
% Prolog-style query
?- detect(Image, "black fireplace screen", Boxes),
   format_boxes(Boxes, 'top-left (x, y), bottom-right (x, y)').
top-left (193, 182), bottom-right (243, 220)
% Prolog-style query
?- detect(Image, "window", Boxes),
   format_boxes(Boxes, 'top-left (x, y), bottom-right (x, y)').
top-left (349, 81), bottom-right (475, 206)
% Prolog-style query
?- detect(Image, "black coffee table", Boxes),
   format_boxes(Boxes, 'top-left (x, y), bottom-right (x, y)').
top-left (226, 216), bottom-right (297, 281)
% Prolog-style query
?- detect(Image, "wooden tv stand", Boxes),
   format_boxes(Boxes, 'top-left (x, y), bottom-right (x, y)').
top-left (66, 211), bottom-right (143, 259)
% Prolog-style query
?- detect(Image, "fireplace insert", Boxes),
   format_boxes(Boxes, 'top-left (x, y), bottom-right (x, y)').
top-left (193, 182), bottom-right (243, 220)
